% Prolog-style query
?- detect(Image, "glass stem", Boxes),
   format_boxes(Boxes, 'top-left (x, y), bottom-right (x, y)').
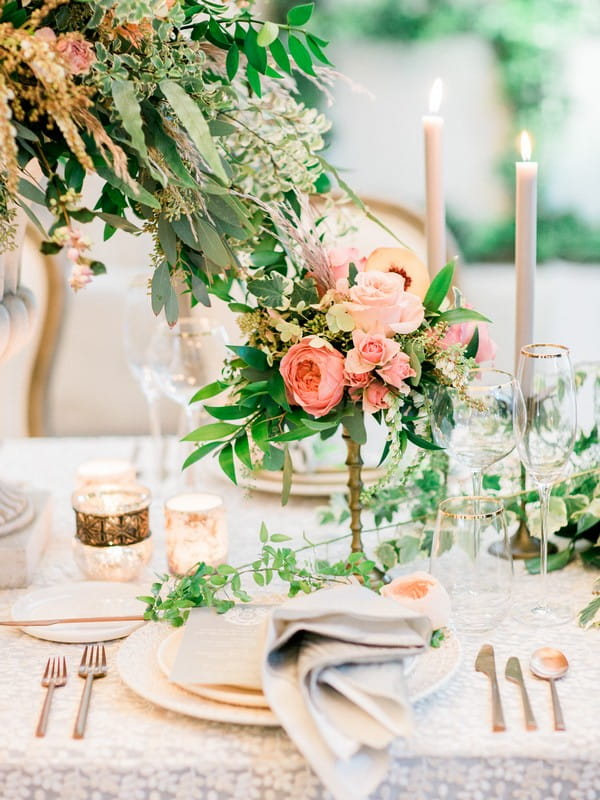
top-left (538, 482), bottom-right (552, 607)
top-left (145, 392), bottom-right (162, 487)
top-left (472, 469), bottom-right (482, 559)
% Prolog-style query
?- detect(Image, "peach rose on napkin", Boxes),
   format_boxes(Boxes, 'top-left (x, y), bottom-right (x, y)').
top-left (345, 330), bottom-right (401, 374)
top-left (280, 337), bottom-right (345, 418)
top-left (380, 571), bottom-right (451, 630)
top-left (345, 272), bottom-right (424, 335)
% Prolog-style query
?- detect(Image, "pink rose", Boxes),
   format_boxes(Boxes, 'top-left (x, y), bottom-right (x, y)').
top-left (344, 370), bottom-right (372, 389)
top-left (376, 351), bottom-right (415, 391)
top-left (441, 306), bottom-right (496, 364)
top-left (327, 247), bottom-right (366, 283)
top-left (362, 381), bottom-right (391, 414)
top-left (56, 33), bottom-right (96, 75)
top-left (345, 329), bottom-right (400, 374)
top-left (280, 337), bottom-right (345, 418)
top-left (345, 271), bottom-right (424, 335)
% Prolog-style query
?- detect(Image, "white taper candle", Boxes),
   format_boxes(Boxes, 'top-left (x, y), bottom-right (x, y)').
top-left (515, 131), bottom-right (537, 370)
top-left (423, 78), bottom-right (447, 277)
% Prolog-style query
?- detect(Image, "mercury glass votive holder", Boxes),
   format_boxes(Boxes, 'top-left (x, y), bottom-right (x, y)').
top-left (72, 484), bottom-right (153, 581)
top-left (75, 458), bottom-right (137, 489)
top-left (165, 493), bottom-right (228, 575)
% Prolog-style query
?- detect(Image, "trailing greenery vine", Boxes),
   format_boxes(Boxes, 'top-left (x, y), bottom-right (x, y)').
top-left (317, 0), bottom-right (600, 263)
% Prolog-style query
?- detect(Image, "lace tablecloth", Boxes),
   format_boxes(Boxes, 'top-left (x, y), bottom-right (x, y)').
top-left (0, 437), bottom-right (598, 800)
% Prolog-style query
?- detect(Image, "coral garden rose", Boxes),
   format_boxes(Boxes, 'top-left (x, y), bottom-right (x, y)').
top-left (441, 307), bottom-right (496, 364)
top-left (376, 351), bottom-right (415, 391)
top-left (344, 329), bottom-right (401, 374)
top-left (56, 33), bottom-right (96, 75)
top-left (345, 271), bottom-right (424, 335)
top-left (326, 247), bottom-right (366, 283)
top-left (279, 337), bottom-right (345, 418)
top-left (344, 370), bottom-right (372, 389)
top-left (380, 571), bottom-right (451, 630)
top-left (362, 380), bottom-right (391, 414)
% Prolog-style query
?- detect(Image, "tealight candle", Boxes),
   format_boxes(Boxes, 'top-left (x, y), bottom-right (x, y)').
top-left (165, 493), bottom-right (228, 575)
top-left (72, 484), bottom-right (153, 581)
top-left (75, 459), bottom-right (137, 489)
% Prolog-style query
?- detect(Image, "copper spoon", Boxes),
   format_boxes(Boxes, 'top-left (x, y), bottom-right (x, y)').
top-left (530, 647), bottom-right (568, 731)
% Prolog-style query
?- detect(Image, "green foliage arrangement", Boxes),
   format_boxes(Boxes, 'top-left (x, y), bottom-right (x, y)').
top-left (0, 0), bottom-right (339, 298)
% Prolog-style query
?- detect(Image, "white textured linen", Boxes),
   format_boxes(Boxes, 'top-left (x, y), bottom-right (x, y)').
top-left (0, 437), bottom-right (599, 800)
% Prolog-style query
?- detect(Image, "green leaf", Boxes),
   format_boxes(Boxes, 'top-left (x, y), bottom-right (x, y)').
top-left (257, 21), bottom-right (279, 47)
top-left (160, 79), bottom-right (228, 184)
top-left (306, 33), bottom-right (333, 66)
top-left (246, 63), bottom-right (262, 97)
top-left (341, 410), bottom-right (366, 445)
top-left (259, 522), bottom-right (269, 543)
top-left (112, 80), bottom-right (148, 162)
top-left (190, 380), bottom-right (228, 403)
top-left (151, 260), bottom-right (175, 316)
top-left (247, 274), bottom-right (287, 307)
top-left (182, 440), bottom-right (221, 470)
top-left (525, 546), bottom-right (574, 575)
top-left (270, 39), bottom-right (292, 74)
top-left (194, 217), bottom-right (232, 268)
top-left (94, 161), bottom-right (160, 210)
top-left (437, 308), bottom-right (491, 326)
top-left (191, 273), bottom-right (210, 306)
top-left (579, 596), bottom-right (600, 627)
top-left (158, 216), bottom-right (177, 266)
top-left (244, 26), bottom-right (267, 73)
top-left (423, 262), bottom-right (454, 312)
top-left (405, 429), bottom-right (443, 451)
top-left (482, 474), bottom-right (501, 491)
top-left (18, 177), bottom-right (45, 205)
top-left (183, 422), bottom-right (239, 442)
top-left (228, 345), bottom-right (268, 369)
top-left (40, 241), bottom-right (61, 255)
top-left (281, 446), bottom-right (293, 506)
top-left (226, 44), bottom-right (239, 81)
top-left (430, 629), bottom-right (446, 648)
top-left (464, 326), bottom-right (480, 360)
top-left (288, 35), bottom-right (315, 75)
top-left (270, 534), bottom-right (292, 542)
top-left (95, 212), bottom-right (141, 234)
top-left (235, 434), bottom-right (253, 470)
top-left (219, 443), bottom-right (237, 484)
top-left (287, 3), bottom-right (314, 26)
top-left (204, 404), bottom-right (250, 420)
top-left (253, 572), bottom-right (265, 587)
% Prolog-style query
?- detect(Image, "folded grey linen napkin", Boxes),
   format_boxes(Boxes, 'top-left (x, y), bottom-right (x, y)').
top-left (262, 585), bottom-right (432, 800)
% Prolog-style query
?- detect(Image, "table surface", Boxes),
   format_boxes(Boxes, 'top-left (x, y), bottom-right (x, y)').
top-left (0, 436), bottom-right (598, 800)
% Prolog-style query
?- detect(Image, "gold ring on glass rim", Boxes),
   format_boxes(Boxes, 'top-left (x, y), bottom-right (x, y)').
top-left (465, 366), bottom-right (515, 391)
top-left (520, 343), bottom-right (571, 359)
top-left (438, 496), bottom-right (504, 520)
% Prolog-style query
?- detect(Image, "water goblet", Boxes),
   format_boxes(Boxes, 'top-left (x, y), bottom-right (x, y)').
top-left (513, 343), bottom-right (577, 626)
top-left (430, 496), bottom-right (512, 631)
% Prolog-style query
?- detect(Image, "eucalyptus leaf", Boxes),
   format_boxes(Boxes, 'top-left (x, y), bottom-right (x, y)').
top-left (157, 216), bottom-right (177, 266)
top-left (112, 80), bottom-right (148, 162)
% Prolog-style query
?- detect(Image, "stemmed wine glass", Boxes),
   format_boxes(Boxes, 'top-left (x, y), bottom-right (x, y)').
top-left (150, 316), bottom-right (228, 487)
top-left (123, 274), bottom-right (164, 484)
top-left (513, 343), bottom-right (577, 626)
top-left (430, 367), bottom-right (520, 498)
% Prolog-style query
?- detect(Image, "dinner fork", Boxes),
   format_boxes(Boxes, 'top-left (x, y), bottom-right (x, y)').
top-left (73, 645), bottom-right (107, 739)
top-left (35, 656), bottom-right (67, 737)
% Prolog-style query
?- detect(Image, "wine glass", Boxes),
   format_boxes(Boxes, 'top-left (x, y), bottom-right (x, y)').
top-left (430, 367), bottom-right (520, 498)
top-left (123, 274), bottom-right (163, 484)
top-left (150, 316), bottom-right (228, 486)
top-left (430, 496), bottom-right (512, 631)
top-left (513, 343), bottom-right (577, 626)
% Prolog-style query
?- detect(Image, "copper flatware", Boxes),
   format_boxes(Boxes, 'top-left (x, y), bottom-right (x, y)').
top-left (1, 615), bottom-right (145, 628)
top-left (73, 645), bottom-right (107, 739)
top-left (475, 644), bottom-right (506, 732)
top-left (530, 647), bottom-right (568, 731)
top-left (36, 656), bottom-right (67, 737)
top-left (505, 656), bottom-right (537, 730)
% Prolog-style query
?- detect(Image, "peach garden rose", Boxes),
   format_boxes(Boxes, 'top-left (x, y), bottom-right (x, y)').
top-left (344, 329), bottom-right (401, 374)
top-left (279, 336), bottom-right (345, 418)
top-left (345, 271), bottom-right (424, 335)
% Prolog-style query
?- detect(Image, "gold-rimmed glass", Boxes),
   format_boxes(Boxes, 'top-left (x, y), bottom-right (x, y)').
top-left (430, 496), bottom-right (512, 631)
top-left (430, 367), bottom-right (520, 497)
top-left (513, 343), bottom-right (577, 626)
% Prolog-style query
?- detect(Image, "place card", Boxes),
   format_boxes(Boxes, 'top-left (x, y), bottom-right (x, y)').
top-left (169, 605), bottom-right (272, 689)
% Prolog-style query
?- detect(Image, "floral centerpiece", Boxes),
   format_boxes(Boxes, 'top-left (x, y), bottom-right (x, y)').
top-left (186, 212), bottom-right (492, 551)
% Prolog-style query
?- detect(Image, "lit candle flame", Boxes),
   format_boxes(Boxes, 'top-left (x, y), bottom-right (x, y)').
top-left (429, 78), bottom-right (443, 114)
top-left (520, 130), bottom-right (532, 161)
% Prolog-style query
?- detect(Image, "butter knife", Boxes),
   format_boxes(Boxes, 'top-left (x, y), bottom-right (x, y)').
top-left (505, 656), bottom-right (537, 730)
top-left (475, 644), bottom-right (506, 732)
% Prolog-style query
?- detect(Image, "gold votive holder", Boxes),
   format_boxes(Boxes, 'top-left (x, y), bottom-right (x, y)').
top-left (72, 484), bottom-right (153, 581)
top-left (165, 492), bottom-right (228, 575)
top-left (75, 458), bottom-right (137, 489)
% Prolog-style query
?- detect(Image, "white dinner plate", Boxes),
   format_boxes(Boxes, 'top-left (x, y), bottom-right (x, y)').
top-left (11, 581), bottom-right (147, 643)
top-left (117, 622), bottom-right (462, 727)
top-left (240, 467), bottom-right (385, 497)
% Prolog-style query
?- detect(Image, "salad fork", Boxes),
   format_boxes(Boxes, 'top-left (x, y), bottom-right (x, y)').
top-left (36, 656), bottom-right (67, 737)
top-left (73, 645), bottom-right (107, 739)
